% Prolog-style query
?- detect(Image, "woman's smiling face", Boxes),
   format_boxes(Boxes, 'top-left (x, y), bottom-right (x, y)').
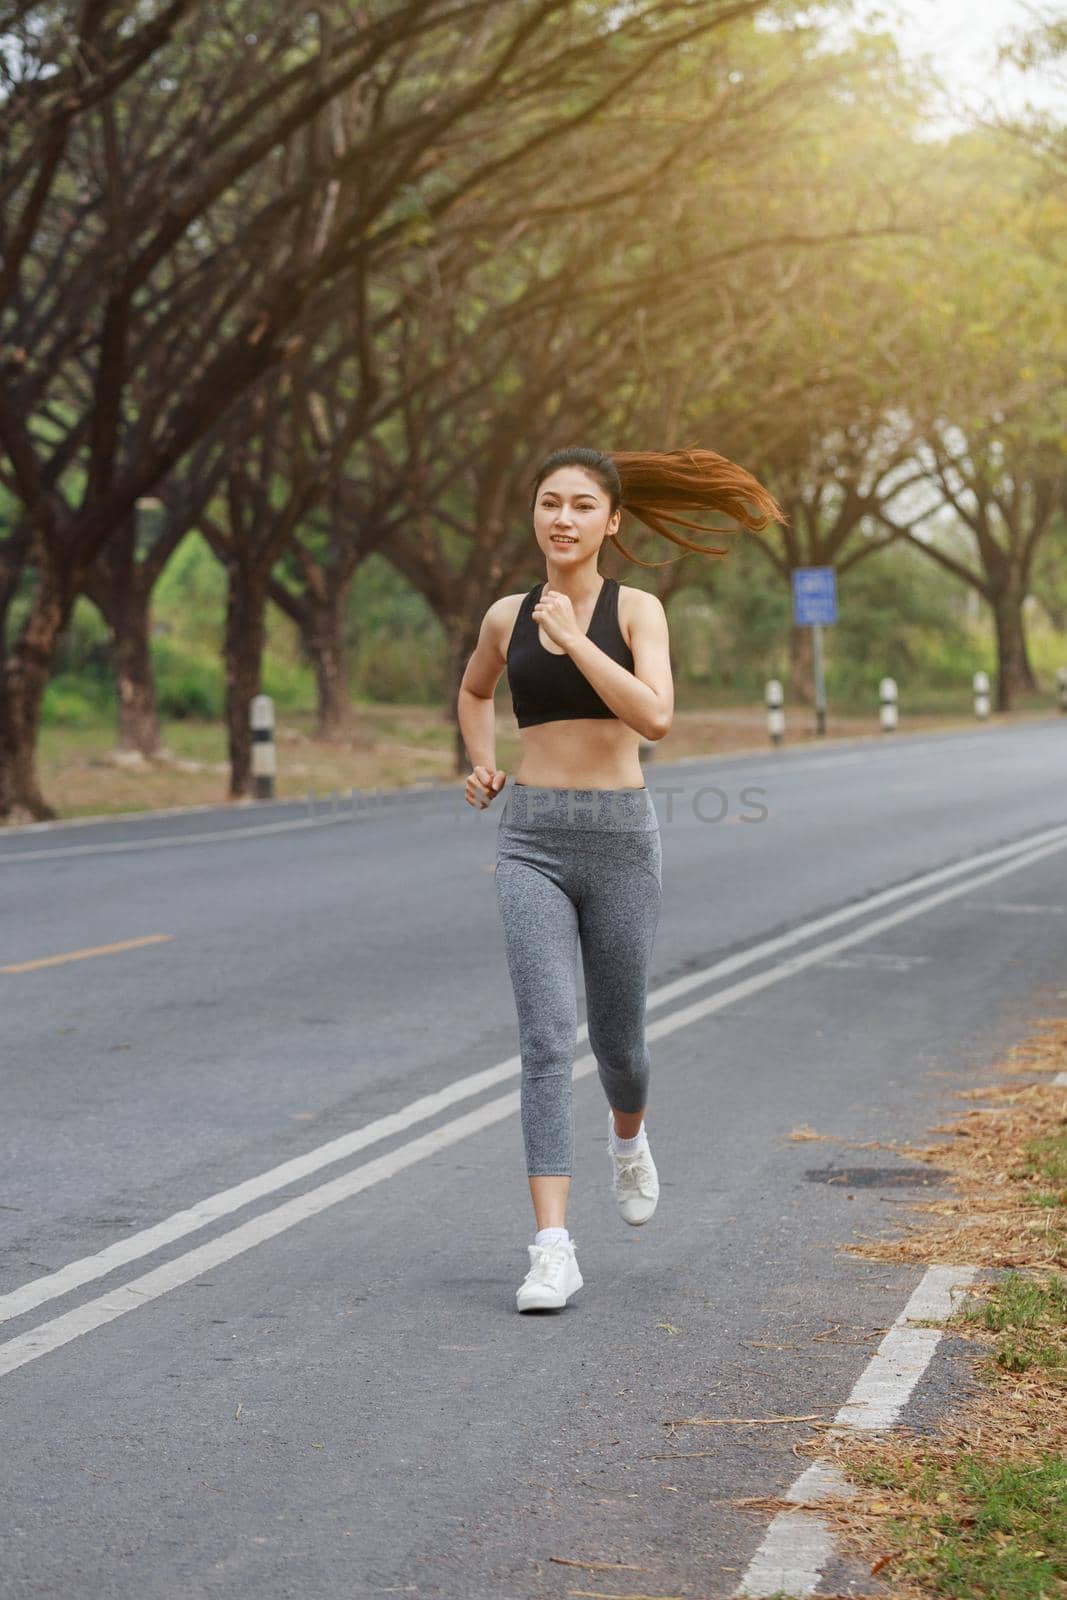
top-left (533, 467), bottom-right (620, 560)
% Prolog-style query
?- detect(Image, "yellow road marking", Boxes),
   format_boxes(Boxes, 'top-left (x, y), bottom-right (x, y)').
top-left (1, 934), bottom-right (173, 973)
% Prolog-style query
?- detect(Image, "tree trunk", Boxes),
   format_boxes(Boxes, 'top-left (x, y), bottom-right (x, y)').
top-left (0, 563), bottom-right (71, 821)
top-left (307, 590), bottom-right (351, 739)
top-left (85, 512), bottom-right (185, 761)
top-left (93, 575), bottom-right (164, 756)
top-left (788, 622), bottom-right (815, 706)
top-left (1019, 602), bottom-right (1039, 694)
top-left (224, 559), bottom-right (269, 799)
top-left (113, 610), bottom-right (163, 755)
top-left (992, 583), bottom-right (1036, 711)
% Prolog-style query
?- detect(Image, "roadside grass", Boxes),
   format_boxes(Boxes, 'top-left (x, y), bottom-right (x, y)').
top-left (964, 1270), bottom-right (1067, 1377)
top-left (835, 1440), bottom-right (1065, 1600)
top-left (31, 703), bottom-right (472, 822)
top-left (764, 1016), bottom-right (1067, 1600)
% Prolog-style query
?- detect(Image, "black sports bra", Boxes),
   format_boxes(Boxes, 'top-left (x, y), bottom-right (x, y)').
top-left (506, 577), bottom-right (635, 728)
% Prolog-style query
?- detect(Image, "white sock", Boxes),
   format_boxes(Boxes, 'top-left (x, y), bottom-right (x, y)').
top-left (534, 1226), bottom-right (570, 1247)
top-left (610, 1119), bottom-right (648, 1155)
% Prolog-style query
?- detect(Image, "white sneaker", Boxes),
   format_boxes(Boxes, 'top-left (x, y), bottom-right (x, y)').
top-left (607, 1110), bottom-right (660, 1225)
top-left (515, 1238), bottom-right (583, 1312)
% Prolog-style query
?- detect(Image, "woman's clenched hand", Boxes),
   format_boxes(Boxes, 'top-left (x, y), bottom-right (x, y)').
top-left (465, 765), bottom-right (506, 809)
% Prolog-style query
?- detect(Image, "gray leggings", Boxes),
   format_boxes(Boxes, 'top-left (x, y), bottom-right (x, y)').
top-left (495, 783), bottom-right (663, 1177)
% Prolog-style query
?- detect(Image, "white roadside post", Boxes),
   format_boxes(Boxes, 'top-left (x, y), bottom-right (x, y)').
top-left (765, 678), bottom-right (785, 746)
top-left (973, 671), bottom-right (990, 720)
top-left (250, 694), bottom-right (276, 800)
top-left (1057, 667), bottom-right (1067, 713)
top-left (879, 676), bottom-right (898, 732)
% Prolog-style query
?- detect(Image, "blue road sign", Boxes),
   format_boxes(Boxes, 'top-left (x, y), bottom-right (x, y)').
top-left (792, 566), bottom-right (837, 626)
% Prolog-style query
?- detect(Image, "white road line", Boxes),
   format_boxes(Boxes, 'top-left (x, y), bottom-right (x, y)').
top-left (967, 901), bottom-right (1066, 915)
top-left (644, 821), bottom-right (1067, 1015)
top-left (0, 812), bottom-right (351, 864)
top-left (0, 1093), bottom-right (518, 1379)
top-left (643, 831), bottom-right (1067, 1048)
top-left (0, 1060), bottom-right (527, 1324)
top-left (833, 1265), bottom-right (977, 1429)
top-left (732, 1476), bottom-right (843, 1600)
top-left (733, 1265), bottom-right (978, 1598)
top-left (3, 825), bottom-right (1066, 1335)
top-left (0, 840), bottom-right (1060, 1377)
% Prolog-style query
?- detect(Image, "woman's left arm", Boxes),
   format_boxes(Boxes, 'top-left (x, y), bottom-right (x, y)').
top-left (565, 590), bottom-right (674, 742)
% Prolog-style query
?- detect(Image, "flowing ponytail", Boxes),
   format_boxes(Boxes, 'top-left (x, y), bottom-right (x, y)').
top-left (530, 443), bottom-right (786, 570)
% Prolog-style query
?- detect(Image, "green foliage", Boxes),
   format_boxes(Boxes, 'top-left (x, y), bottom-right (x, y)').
top-left (34, 523), bottom-right (1053, 726)
top-left (154, 531), bottom-right (227, 636)
top-left (1032, 525), bottom-right (1067, 633)
top-left (345, 552), bottom-right (440, 639)
top-left (261, 648), bottom-right (316, 711)
top-left (50, 597), bottom-right (113, 685)
top-left (825, 543), bottom-right (979, 701)
top-left (665, 535), bottom-right (987, 708)
top-left (41, 674), bottom-right (114, 727)
top-left (152, 637), bottom-right (223, 720)
top-left (352, 632), bottom-right (447, 705)
top-left (666, 537), bottom-right (791, 697)
top-left (8, 8), bottom-right (1064, 754)
top-left (347, 554), bottom-right (448, 704)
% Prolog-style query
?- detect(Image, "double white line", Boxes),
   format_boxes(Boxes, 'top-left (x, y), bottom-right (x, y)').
top-left (2, 821), bottom-right (1066, 1379)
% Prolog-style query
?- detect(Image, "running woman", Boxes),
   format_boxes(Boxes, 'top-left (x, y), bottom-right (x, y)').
top-left (457, 446), bottom-right (783, 1313)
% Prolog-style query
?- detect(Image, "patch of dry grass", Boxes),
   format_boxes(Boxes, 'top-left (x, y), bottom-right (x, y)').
top-left (841, 1017), bottom-right (1067, 1274)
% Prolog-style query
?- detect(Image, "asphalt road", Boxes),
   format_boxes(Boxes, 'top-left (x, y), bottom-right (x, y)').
top-left (2, 719), bottom-right (1066, 1599)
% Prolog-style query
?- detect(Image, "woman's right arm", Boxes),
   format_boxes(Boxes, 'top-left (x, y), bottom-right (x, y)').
top-left (458, 599), bottom-right (511, 808)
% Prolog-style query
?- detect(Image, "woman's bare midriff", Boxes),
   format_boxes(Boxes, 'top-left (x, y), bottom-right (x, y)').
top-left (503, 587), bottom-right (647, 790)
top-left (513, 718), bottom-right (646, 790)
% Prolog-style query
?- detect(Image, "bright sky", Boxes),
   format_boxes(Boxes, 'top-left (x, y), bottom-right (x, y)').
top-left (875, 0), bottom-right (1063, 131)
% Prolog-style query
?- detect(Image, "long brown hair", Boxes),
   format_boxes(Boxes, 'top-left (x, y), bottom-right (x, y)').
top-left (530, 444), bottom-right (786, 569)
